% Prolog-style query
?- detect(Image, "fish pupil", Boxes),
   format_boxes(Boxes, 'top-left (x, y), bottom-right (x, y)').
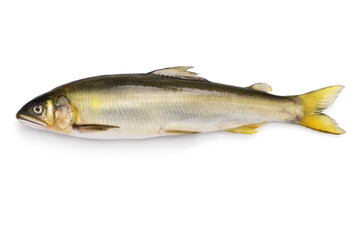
top-left (34, 105), bottom-right (42, 114)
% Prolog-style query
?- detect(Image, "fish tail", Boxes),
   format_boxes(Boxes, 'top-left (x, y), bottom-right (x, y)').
top-left (297, 85), bottom-right (345, 134)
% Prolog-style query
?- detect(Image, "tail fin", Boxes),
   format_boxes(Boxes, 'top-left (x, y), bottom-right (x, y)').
top-left (297, 85), bottom-right (345, 134)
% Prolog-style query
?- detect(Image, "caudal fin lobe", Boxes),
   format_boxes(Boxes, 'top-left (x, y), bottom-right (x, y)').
top-left (298, 85), bottom-right (345, 134)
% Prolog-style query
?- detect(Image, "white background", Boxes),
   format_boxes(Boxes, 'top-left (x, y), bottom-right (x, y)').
top-left (1, 0), bottom-right (359, 239)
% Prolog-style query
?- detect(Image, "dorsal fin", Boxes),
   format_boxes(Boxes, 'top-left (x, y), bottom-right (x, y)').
top-left (149, 66), bottom-right (210, 82)
top-left (248, 83), bottom-right (272, 92)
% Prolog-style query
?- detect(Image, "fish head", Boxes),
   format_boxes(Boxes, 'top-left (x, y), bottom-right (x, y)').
top-left (16, 93), bottom-right (76, 132)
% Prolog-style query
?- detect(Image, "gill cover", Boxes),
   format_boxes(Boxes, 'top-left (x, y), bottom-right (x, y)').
top-left (54, 95), bottom-right (75, 130)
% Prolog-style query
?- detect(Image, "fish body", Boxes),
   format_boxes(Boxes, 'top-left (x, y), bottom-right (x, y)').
top-left (16, 67), bottom-right (345, 139)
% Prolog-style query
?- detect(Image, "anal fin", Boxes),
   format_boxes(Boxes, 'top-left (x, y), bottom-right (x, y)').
top-left (73, 124), bottom-right (119, 133)
top-left (225, 122), bottom-right (267, 134)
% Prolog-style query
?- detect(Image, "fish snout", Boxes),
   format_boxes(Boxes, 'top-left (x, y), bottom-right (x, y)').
top-left (16, 111), bottom-right (21, 119)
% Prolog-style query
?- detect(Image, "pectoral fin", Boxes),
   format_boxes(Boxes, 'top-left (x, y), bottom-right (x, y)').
top-left (73, 124), bottom-right (119, 133)
top-left (225, 123), bottom-right (267, 134)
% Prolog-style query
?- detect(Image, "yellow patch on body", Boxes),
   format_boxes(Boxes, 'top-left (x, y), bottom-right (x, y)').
top-left (91, 98), bottom-right (100, 111)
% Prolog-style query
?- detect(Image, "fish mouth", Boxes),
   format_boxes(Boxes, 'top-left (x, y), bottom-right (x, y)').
top-left (16, 114), bottom-right (47, 129)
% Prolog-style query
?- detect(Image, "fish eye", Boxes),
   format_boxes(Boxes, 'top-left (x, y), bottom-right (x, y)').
top-left (33, 105), bottom-right (43, 115)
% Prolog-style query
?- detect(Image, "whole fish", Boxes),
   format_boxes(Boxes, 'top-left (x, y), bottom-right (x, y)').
top-left (16, 66), bottom-right (345, 139)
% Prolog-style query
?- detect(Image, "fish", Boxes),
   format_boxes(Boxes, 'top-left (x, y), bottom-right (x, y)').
top-left (16, 66), bottom-right (345, 139)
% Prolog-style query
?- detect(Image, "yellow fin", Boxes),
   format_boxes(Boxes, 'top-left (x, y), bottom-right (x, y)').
top-left (225, 123), bottom-right (267, 134)
top-left (298, 85), bottom-right (345, 134)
